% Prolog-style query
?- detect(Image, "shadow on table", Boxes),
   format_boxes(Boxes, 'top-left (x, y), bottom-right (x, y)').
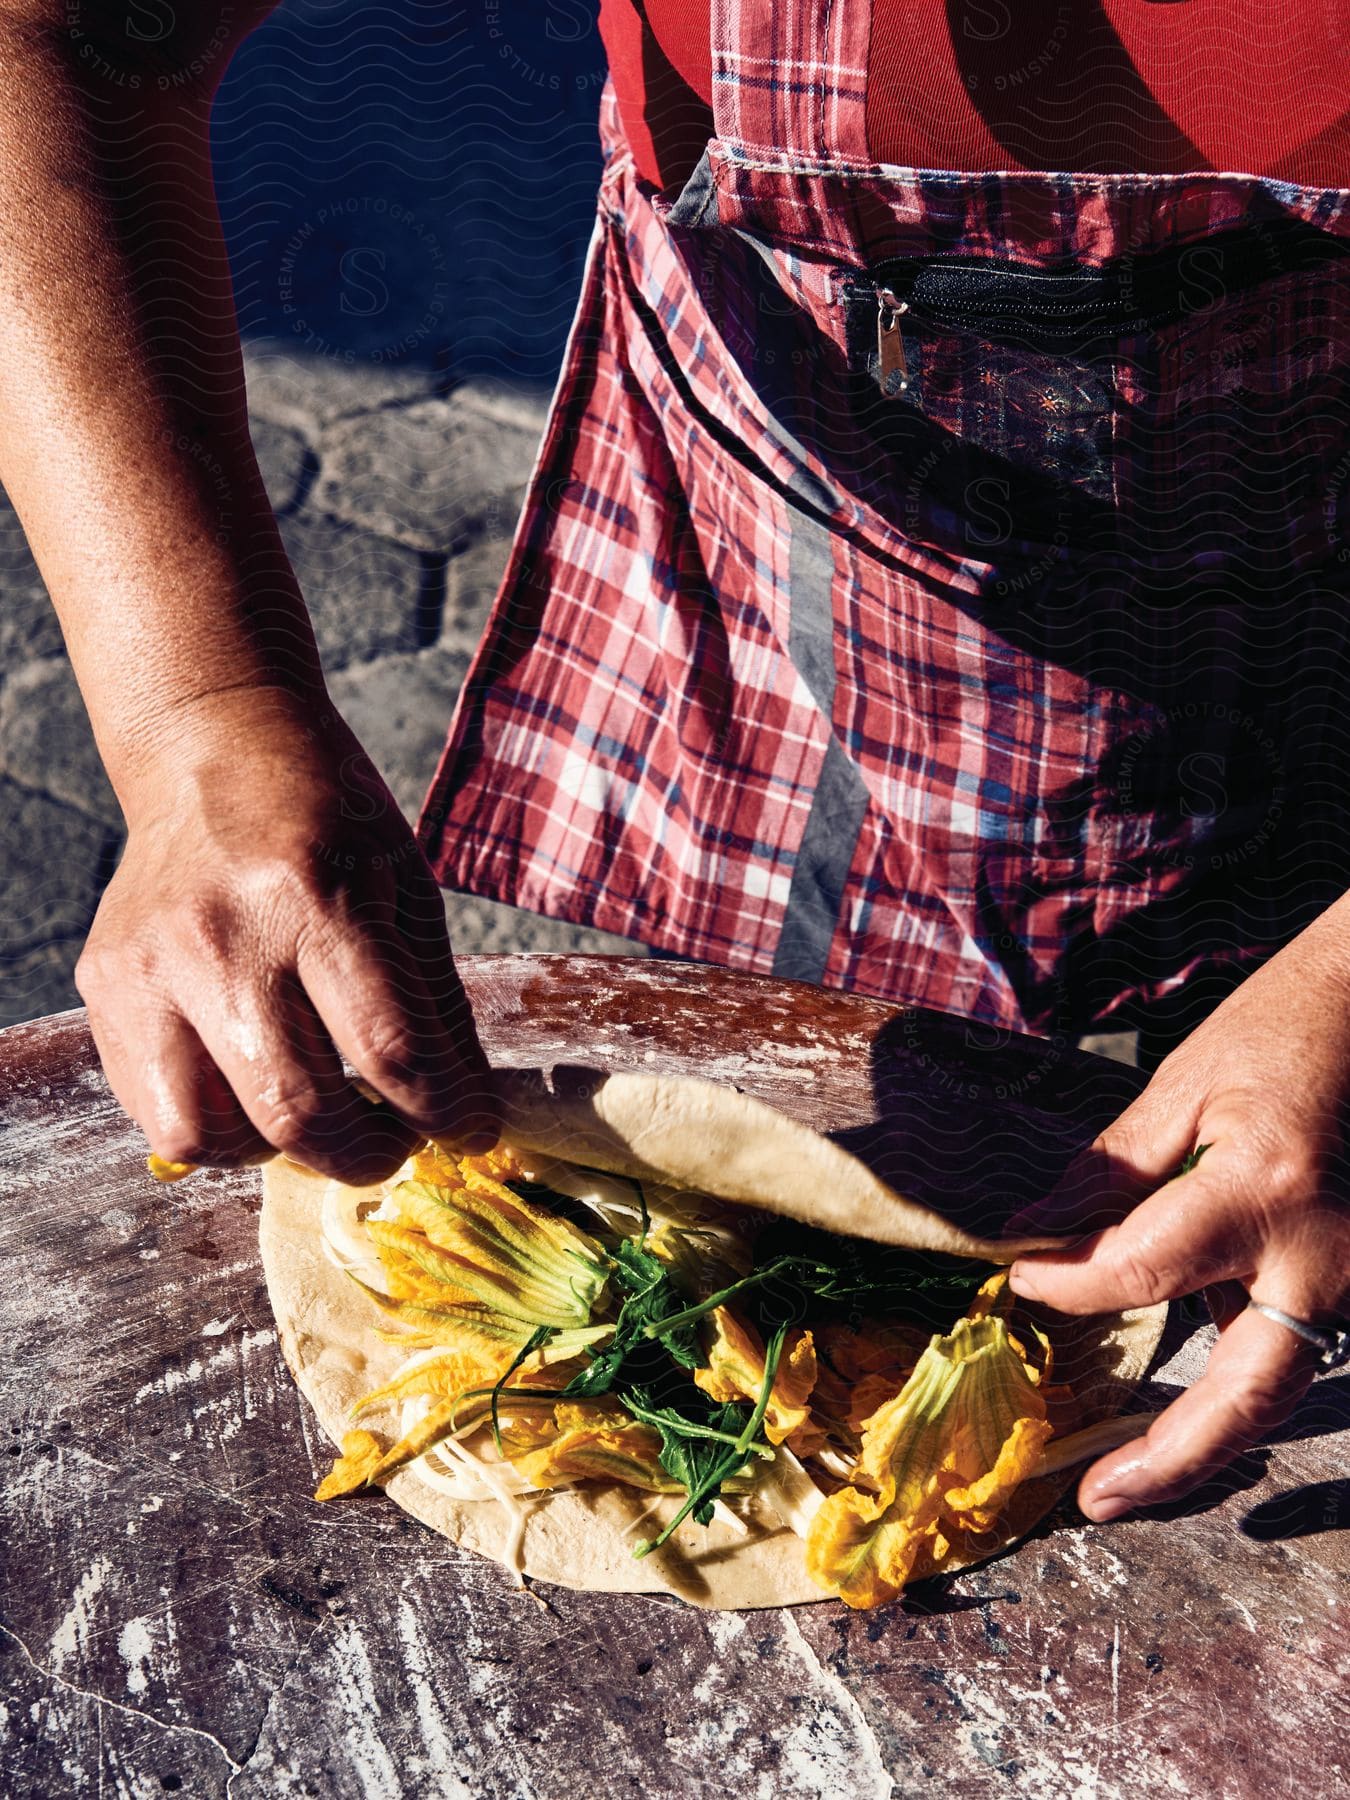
top-left (830, 1011), bottom-right (1146, 1239)
top-left (1241, 1480), bottom-right (1350, 1541)
top-left (901, 1580), bottom-right (1025, 1617)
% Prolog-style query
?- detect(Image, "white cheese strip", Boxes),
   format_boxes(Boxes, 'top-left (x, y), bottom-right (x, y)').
top-left (393, 1397), bottom-right (563, 1578)
top-left (757, 1445), bottom-right (828, 1539)
top-left (1035, 1412), bottom-right (1153, 1477)
top-left (710, 1498), bottom-right (750, 1536)
top-left (514, 1155), bottom-right (649, 1236)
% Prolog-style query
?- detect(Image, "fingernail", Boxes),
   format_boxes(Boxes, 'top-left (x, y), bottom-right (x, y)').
top-left (1008, 1264), bottom-right (1042, 1300)
top-left (1082, 1493), bottom-right (1135, 1523)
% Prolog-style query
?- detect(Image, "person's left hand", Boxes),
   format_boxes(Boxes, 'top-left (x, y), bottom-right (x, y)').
top-left (1008, 897), bottom-right (1350, 1522)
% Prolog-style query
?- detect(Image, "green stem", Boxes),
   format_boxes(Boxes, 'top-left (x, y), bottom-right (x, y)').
top-left (633, 1323), bottom-right (788, 1558)
top-left (457, 1384), bottom-right (561, 1408)
top-left (490, 1326), bottom-right (553, 1454)
top-left (620, 1397), bottom-right (775, 1460)
top-left (641, 1258), bottom-right (804, 1340)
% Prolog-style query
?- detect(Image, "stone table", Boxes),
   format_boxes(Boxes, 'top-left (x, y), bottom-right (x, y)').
top-left (2, 958), bottom-right (1346, 1798)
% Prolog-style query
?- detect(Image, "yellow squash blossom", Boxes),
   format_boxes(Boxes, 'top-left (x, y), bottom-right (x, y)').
top-left (315, 1431), bottom-right (386, 1502)
top-left (315, 1150), bottom-right (617, 1500)
top-left (146, 1154), bottom-right (197, 1183)
top-left (507, 1401), bottom-right (679, 1494)
top-left (351, 1334), bottom-right (597, 1425)
top-left (411, 1141), bottom-right (531, 1186)
top-left (693, 1306), bottom-right (818, 1447)
top-left (360, 1151), bottom-right (609, 1334)
top-left (367, 1173), bottom-right (611, 1330)
top-left (810, 1321), bottom-right (928, 1441)
top-left (345, 1278), bottom-right (539, 1355)
top-left (805, 1313), bottom-right (1052, 1609)
top-left (314, 1329), bottom-right (611, 1499)
top-left (314, 1341), bottom-right (519, 1499)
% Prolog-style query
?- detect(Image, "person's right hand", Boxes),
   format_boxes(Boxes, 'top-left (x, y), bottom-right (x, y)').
top-left (76, 685), bottom-right (498, 1185)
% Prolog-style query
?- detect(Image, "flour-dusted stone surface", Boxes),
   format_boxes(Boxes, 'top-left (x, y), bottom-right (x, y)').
top-left (2, 964), bottom-right (1346, 1799)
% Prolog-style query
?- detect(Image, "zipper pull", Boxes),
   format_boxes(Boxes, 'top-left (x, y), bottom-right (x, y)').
top-left (877, 287), bottom-right (910, 395)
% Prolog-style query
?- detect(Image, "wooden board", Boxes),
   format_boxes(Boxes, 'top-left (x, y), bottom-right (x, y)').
top-left (1, 957), bottom-right (1346, 1798)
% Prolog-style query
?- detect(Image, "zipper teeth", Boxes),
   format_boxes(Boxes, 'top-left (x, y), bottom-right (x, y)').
top-left (870, 261), bottom-right (1107, 285)
top-left (847, 273), bottom-right (1170, 331)
top-left (852, 273), bottom-right (1147, 314)
top-left (847, 226), bottom-right (1348, 363)
top-left (856, 222), bottom-right (1349, 305)
top-left (920, 297), bottom-right (1141, 320)
top-left (862, 256), bottom-right (1128, 289)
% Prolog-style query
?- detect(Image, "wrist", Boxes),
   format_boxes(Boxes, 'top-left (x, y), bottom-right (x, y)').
top-left (113, 679), bottom-right (348, 832)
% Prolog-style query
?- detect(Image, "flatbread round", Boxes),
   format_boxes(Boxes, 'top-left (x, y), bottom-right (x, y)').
top-left (260, 1068), bottom-right (1166, 1609)
top-left (493, 1067), bottom-right (1065, 1261)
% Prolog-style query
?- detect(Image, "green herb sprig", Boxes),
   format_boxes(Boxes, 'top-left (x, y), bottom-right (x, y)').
top-left (1178, 1142), bottom-right (1212, 1175)
top-left (489, 1179), bottom-right (994, 1561)
top-left (564, 1238), bottom-right (703, 1398)
top-left (633, 1324), bottom-right (788, 1556)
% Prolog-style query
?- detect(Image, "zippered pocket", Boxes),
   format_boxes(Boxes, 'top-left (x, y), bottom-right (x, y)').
top-left (847, 219), bottom-right (1350, 397)
top-left (845, 259), bottom-right (1162, 402)
top-left (866, 258), bottom-right (1172, 349)
top-left (839, 261), bottom-right (1129, 509)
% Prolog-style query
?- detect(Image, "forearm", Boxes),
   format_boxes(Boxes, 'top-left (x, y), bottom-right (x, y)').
top-left (0, 12), bottom-right (316, 820)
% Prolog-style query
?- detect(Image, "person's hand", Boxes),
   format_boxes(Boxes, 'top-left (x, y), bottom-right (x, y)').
top-left (1008, 901), bottom-right (1350, 1520)
top-left (76, 685), bottom-right (498, 1185)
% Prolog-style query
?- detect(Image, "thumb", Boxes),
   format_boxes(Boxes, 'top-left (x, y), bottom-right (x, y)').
top-left (1008, 1151), bottom-right (1251, 1315)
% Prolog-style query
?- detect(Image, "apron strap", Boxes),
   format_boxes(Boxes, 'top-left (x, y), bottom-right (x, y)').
top-left (710, 0), bottom-right (873, 164)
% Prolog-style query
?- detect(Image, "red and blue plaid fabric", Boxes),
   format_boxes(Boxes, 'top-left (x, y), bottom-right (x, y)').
top-left (420, 0), bottom-right (1350, 1038)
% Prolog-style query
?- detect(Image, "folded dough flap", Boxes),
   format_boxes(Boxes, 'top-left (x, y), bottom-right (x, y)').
top-left (490, 1066), bottom-right (1061, 1262)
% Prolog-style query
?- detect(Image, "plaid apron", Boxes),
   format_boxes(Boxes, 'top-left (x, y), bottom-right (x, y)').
top-left (420, 1), bottom-right (1350, 1039)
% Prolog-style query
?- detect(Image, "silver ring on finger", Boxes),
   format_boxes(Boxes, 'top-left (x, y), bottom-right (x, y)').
top-left (1245, 1299), bottom-right (1350, 1370)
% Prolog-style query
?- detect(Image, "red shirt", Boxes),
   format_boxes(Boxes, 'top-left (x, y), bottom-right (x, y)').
top-left (599, 0), bottom-right (1350, 190)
